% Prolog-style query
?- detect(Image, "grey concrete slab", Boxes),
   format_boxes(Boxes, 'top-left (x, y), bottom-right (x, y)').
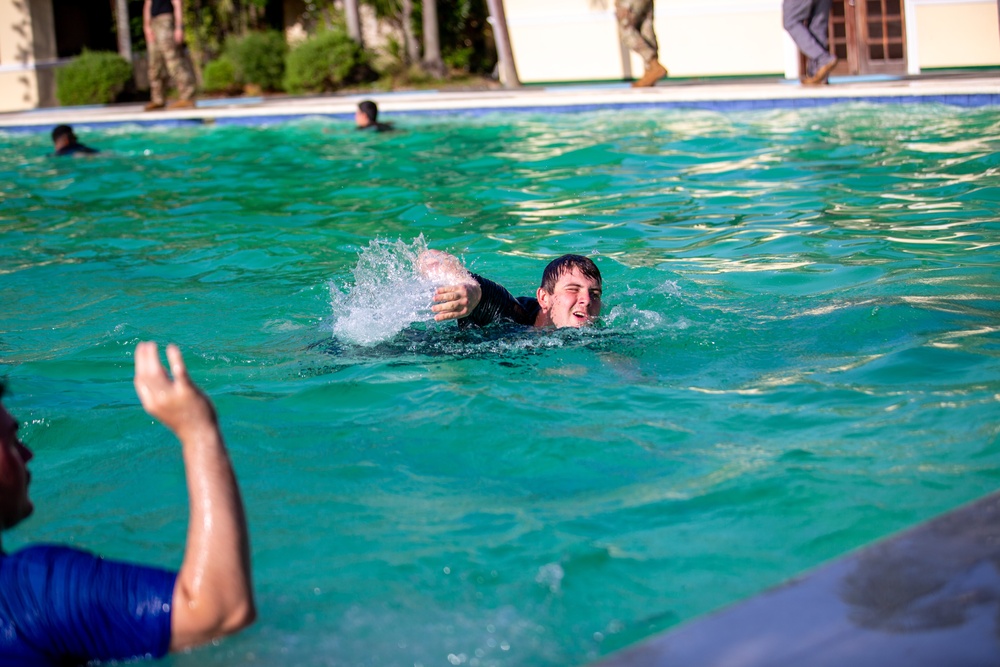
top-left (587, 490), bottom-right (1000, 667)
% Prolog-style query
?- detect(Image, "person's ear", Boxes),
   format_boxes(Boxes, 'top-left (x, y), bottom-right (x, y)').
top-left (536, 287), bottom-right (551, 311)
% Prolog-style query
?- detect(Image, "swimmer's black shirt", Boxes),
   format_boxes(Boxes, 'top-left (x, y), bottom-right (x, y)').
top-left (54, 142), bottom-right (98, 157)
top-left (460, 274), bottom-right (539, 328)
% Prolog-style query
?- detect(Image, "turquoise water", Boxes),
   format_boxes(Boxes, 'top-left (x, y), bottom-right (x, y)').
top-left (2, 104), bottom-right (999, 666)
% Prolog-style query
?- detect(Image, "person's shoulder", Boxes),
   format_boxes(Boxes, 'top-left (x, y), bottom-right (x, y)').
top-left (55, 143), bottom-right (99, 156)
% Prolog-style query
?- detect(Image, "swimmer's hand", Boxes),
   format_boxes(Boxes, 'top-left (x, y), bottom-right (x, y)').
top-left (134, 342), bottom-right (217, 440)
top-left (432, 282), bottom-right (482, 322)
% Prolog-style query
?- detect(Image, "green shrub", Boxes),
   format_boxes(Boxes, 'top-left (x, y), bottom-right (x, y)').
top-left (56, 50), bottom-right (133, 106)
top-left (283, 29), bottom-right (374, 94)
top-left (225, 31), bottom-right (287, 91)
top-left (202, 56), bottom-right (240, 94)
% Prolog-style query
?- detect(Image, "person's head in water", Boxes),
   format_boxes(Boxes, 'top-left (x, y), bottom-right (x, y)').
top-left (535, 254), bottom-right (603, 328)
top-left (51, 125), bottom-right (77, 152)
top-left (356, 100), bottom-right (378, 129)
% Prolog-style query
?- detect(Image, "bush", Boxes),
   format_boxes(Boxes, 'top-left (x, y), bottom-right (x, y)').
top-left (56, 50), bottom-right (133, 106)
top-left (224, 31), bottom-right (287, 92)
top-left (202, 56), bottom-right (240, 94)
top-left (284, 29), bottom-right (374, 94)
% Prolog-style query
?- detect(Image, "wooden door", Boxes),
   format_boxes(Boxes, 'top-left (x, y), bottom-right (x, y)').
top-left (829, 0), bottom-right (907, 75)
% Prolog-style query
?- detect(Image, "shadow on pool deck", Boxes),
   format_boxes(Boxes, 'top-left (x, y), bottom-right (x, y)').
top-left (1, 70), bottom-right (998, 132)
top-left (586, 488), bottom-right (1000, 667)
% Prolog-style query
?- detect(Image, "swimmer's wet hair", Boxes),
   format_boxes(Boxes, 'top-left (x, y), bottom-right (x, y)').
top-left (0, 377), bottom-right (7, 401)
top-left (358, 100), bottom-right (378, 123)
top-left (51, 124), bottom-right (74, 143)
top-left (539, 254), bottom-right (602, 293)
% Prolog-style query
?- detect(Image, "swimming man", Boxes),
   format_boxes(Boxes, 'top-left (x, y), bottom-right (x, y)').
top-left (0, 342), bottom-right (255, 664)
top-left (355, 100), bottom-right (395, 133)
top-left (51, 125), bottom-right (99, 156)
top-left (419, 249), bottom-right (603, 328)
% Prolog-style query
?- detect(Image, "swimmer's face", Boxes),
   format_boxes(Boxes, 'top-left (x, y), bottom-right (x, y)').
top-left (0, 404), bottom-right (33, 530)
top-left (355, 109), bottom-right (369, 128)
top-left (537, 267), bottom-right (602, 328)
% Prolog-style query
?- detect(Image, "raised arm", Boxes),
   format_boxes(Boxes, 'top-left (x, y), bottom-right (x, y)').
top-left (132, 342), bottom-right (255, 651)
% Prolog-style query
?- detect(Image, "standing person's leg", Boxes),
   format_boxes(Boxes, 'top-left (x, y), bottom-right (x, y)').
top-left (807, 0), bottom-right (833, 51)
top-left (617, 0), bottom-right (666, 87)
top-left (616, 0), bottom-right (657, 64)
top-left (157, 14), bottom-right (194, 108)
top-left (159, 14), bottom-right (197, 106)
top-left (783, 0), bottom-right (837, 83)
top-left (146, 14), bottom-right (170, 110)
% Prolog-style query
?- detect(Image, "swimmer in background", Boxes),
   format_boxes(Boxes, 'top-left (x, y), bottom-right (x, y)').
top-left (0, 342), bottom-right (255, 664)
top-left (418, 249), bottom-right (603, 328)
top-left (51, 125), bottom-right (99, 156)
top-left (355, 100), bottom-right (394, 133)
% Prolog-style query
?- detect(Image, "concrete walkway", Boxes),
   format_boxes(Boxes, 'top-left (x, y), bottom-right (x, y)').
top-left (2, 72), bottom-right (999, 131)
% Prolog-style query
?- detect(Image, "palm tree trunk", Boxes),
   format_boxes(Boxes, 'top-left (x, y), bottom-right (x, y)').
top-left (345, 0), bottom-right (362, 45)
top-left (486, 0), bottom-right (520, 88)
top-left (112, 0), bottom-right (132, 61)
top-left (401, 0), bottom-right (419, 65)
top-left (421, 0), bottom-right (446, 78)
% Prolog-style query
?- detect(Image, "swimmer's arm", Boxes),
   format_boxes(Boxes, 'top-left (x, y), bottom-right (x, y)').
top-left (461, 275), bottom-right (532, 327)
top-left (133, 342), bottom-right (255, 651)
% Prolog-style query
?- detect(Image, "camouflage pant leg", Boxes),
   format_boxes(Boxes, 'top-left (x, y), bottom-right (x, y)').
top-left (148, 13), bottom-right (196, 103)
top-left (615, 0), bottom-right (658, 64)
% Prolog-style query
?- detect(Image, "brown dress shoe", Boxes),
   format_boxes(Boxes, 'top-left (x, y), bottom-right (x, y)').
top-left (166, 99), bottom-right (196, 110)
top-left (144, 101), bottom-right (166, 112)
top-left (802, 56), bottom-right (839, 86)
top-left (632, 60), bottom-right (668, 88)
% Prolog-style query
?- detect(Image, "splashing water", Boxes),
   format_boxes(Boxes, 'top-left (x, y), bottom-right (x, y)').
top-left (330, 236), bottom-right (466, 346)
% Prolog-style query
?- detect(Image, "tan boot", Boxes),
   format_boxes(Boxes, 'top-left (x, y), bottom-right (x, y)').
top-left (144, 101), bottom-right (166, 111)
top-left (633, 60), bottom-right (668, 88)
top-left (167, 99), bottom-right (196, 110)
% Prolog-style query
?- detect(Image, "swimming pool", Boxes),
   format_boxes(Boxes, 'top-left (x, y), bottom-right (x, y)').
top-left (2, 104), bottom-right (999, 666)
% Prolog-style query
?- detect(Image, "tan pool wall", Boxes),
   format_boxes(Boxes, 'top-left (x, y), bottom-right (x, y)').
top-left (504, 0), bottom-right (1000, 83)
top-left (0, 0), bottom-right (57, 112)
top-left (913, 0), bottom-right (1000, 69)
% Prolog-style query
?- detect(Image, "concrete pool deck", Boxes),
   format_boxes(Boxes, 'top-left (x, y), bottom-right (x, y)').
top-left (2, 71), bottom-right (999, 131)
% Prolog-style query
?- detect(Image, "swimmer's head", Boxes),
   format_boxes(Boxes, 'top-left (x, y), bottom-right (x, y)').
top-left (356, 100), bottom-right (378, 128)
top-left (536, 255), bottom-right (603, 329)
top-left (51, 124), bottom-right (75, 149)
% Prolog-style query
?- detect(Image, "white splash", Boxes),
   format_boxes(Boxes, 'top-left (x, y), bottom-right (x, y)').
top-left (330, 236), bottom-right (467, 346)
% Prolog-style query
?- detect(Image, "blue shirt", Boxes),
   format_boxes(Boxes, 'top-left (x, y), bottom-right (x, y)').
top-left (0, 545), bottom-right (176, 666)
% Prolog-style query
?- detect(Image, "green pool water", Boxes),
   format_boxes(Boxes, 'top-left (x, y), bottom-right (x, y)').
top-left (2, 104), bottom-right (999, 666)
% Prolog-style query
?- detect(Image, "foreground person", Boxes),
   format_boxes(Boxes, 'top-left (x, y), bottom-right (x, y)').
top-left (0, 342), bottom-right (254, 664)
top-left (419, 250), bottom-right (603, 328)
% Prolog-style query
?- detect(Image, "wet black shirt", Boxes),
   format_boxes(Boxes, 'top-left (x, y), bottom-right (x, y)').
top-left (460, 274), bottom-right (539, 328)
top-left (54, 142), bottom-right (98, 157)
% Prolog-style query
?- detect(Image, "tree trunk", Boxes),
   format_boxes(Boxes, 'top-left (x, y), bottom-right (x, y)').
top-left (486, 0), bottom-right (520, 88)
top-left (401, 0), bottom-right (419, 65)
top-left (345, 0), bottom-right (362, 45)
top-left (112, 0), bottom-right (132, 62)
top-left (421, 0), bottom-right (446, 77)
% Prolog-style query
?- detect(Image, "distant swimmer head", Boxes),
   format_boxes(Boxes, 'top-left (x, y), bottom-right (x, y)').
top-left (536, 255), bottom-right (603, 329)
top-left (356, 100), bottom-right (378, 128)
top-left (51, 124), bottom-right (76, 150)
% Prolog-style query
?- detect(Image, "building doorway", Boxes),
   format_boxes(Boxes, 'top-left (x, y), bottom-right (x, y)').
top-left (828, 0), bottom-right (907, 75)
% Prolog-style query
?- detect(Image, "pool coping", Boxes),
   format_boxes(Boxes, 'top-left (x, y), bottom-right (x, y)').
top-left (2, 73), bottom-right (999, 132)
top-left (584, 489), bottom-right (1000, 667)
